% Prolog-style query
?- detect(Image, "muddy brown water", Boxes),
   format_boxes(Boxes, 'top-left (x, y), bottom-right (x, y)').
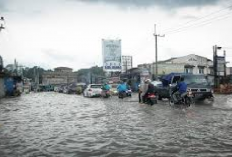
top-left (0, 92), bottom-right (232, 157)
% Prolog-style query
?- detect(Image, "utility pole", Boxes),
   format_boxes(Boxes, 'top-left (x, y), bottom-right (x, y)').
top-left (213, 45), bottom-right (218, 88)
top-left (224, 50), bottom-right (226, 78)
top-left (0, 16), bottom-right (5, 32)
top-left (0, 17), bottom-right (5, 72)
top-left (153, 24), bottom-right (164, 78)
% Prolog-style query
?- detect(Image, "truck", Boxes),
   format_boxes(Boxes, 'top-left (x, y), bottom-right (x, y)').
top-left (156, 73), bottom-right (214, 101)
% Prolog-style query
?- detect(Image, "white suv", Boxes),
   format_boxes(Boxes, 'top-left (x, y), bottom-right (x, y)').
top-left (83, 84), bottom-right (102, 97)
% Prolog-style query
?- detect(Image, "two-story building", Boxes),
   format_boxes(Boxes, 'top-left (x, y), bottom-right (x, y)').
top-left (42, 67), bottom-right (78, 85)
top-left (138, 54), bottom-right (214, 76)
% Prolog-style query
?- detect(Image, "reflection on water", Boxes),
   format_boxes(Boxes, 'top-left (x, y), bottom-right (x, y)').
top-left (0, 93), bottom-right (232, 157)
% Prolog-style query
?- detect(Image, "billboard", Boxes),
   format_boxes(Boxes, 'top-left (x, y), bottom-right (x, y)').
top-left (102, 39), bottom-right (121, 72)
top-left (122, 56), bottom-right (133, 73)
top-left (216, 56), bottom-right (225, 76)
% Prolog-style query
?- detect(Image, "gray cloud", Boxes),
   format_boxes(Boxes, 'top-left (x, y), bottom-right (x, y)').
top-left (77, 0), bottom-right (221, 8)
top-left (42, 49), bottom-right (76, 62)
top-left (0, 1), bottom-right (7, 11)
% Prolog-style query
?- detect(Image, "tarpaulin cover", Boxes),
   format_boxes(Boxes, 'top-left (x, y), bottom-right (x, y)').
top-left (160, 73), bottom-right (182, 86)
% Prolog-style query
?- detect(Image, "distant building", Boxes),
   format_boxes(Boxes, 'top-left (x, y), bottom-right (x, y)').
top-left (138, 54), bottom-right (214, 76)
top-left (42, 67), bottom-right (78, 85)
top-left (121, 56), bottom-right (133, 73)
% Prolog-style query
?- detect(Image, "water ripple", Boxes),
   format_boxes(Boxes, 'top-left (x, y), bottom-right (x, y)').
top-left (0, 93), bottom-right (232, 156)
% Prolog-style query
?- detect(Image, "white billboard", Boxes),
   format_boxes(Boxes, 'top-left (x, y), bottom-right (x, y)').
top-left (102, 39), bottom-right (121, 72)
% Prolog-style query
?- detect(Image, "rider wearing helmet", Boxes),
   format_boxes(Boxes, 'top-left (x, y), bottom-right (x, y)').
top-left (173, 76), bottom-right (187, 103)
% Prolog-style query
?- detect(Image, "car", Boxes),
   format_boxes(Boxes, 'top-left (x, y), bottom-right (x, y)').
top-left (83, 84), bottom-right (102, 97)
top-left (109, 84), bottom-right (118, 95)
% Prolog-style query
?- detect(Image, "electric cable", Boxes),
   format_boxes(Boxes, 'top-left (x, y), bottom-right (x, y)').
top-left (162, 4), bottom-right (232, 35)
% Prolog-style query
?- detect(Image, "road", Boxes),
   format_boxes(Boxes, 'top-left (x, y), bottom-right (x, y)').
top-left (0, 92), bottom-right (232, 157)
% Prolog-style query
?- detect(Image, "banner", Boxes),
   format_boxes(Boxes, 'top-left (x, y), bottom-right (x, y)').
top-left (102, 39), bottom-right (121, 72)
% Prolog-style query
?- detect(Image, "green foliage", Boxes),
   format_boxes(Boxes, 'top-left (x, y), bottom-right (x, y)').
top-left (76, 66), bottom-right (105, 77)
top-left (22, 66), bottom-right (46, 83)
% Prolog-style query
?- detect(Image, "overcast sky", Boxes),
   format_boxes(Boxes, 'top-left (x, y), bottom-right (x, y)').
top-left (0, 0), bottom-right (232, 70)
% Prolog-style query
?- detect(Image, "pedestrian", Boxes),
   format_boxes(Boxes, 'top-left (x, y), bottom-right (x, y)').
top-left (138, 84), bottom-right (142, 103)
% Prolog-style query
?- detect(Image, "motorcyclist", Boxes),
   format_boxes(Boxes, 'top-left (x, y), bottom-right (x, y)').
top-left (143, 79), bottom-right (156, 103)
top-left (101, 82), bottom-right (111, 97)
top-left (117, 80), bottom-right (127, 97)
top-left (172, 76), bottom-right (187, 103)
top-left (102, 82), bottom-right (110, 91)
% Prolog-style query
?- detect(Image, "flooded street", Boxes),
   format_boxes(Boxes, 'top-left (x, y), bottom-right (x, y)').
top-left (1, 93), bottom-right (232, 157)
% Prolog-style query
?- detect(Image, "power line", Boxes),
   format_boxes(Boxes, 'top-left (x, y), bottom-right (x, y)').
top-left (162, 4), bottom-right (232, 32)
top-left (165, 11), bottom-right (232, 35)
top-left (162, 4), bottom-right (232, 35)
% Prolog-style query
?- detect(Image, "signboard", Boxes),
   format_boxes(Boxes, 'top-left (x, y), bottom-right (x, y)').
top-left (108, 77), bottom-right (120, 84)
top-left (102, 39), bottom-right (121, 72)
top-left (122, 56), bottom-right (133, 73)
top-left (216, 56), bottom-right (225, 76)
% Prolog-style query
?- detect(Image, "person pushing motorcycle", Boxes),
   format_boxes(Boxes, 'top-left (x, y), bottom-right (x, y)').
top-left (172, 77), bottom-right (187, 103)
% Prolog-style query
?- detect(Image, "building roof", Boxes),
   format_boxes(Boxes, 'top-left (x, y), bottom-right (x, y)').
top-left (54, 67), bottom-right (73, 70)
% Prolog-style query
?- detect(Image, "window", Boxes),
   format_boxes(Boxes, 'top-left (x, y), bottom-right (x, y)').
top-left (199, 67), bottom-right (204, 74)
top-left (172, 76), bottom-right (181, 84)
top-left (184, 67), bottom-right (193, 74)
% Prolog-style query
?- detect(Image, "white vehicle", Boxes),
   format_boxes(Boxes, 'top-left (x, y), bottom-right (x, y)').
top-left (83, 84), bottom-right (102, 97)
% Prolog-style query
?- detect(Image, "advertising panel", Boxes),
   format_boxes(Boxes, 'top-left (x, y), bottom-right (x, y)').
top-left (121, 56), bottom-right (133, 73)
top-left (102, 39), bottom-right (121, 72)
top-left (216, 56), bottom-right (225, 76)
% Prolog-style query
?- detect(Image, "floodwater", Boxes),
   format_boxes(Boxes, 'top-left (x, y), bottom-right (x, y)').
top-left (0, 93), bottom-right (232, 157)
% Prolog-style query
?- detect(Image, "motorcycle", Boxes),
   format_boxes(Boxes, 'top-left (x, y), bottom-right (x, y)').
top-left (144, 93), bottom-right (157, 105)
top-left (118, 89), bottom-right (132, 99)
top-left (169, 89), bottom-right (194, 107)
top-left (118, 91), bottom-right (126, 99)
top-left (101, 90), bottom-right (111, 98)
top-left (126, 89), bottom-right (132, 97)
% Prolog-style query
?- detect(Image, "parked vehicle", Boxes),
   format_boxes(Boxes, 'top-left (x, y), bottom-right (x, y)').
top-left (57, 85), bottom-right (66, 93)
top-left (54, 86), bottom-right (60, 92)
top-left (83, 84), bottom-right (102, 98)
top-left (144, 93), bottom-right (158, 105)
top-left (169, 88), bottom-right (194, 107)
top-left (156, 73), bottom-right (213, 101)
